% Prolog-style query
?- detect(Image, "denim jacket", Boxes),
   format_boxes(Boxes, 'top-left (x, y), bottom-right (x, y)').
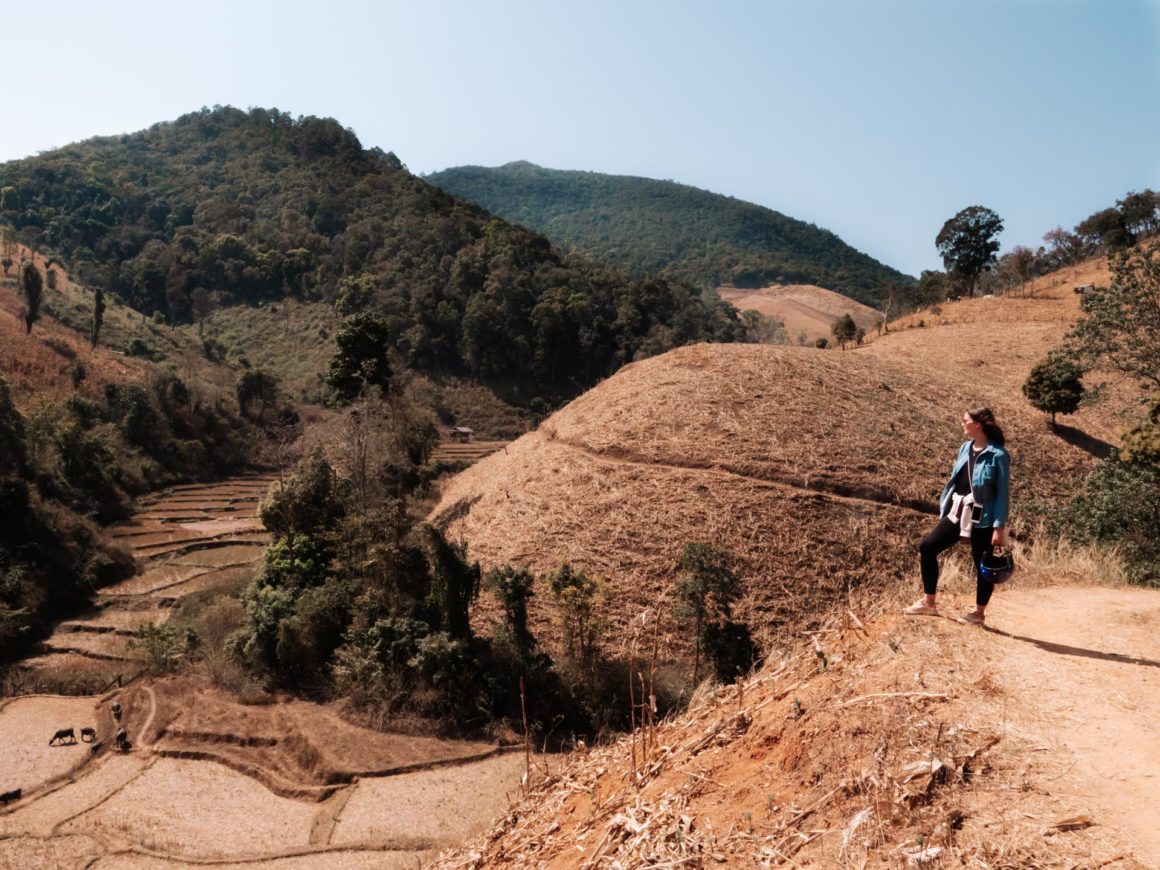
top-left (938, 441), bottom-right (1010, 529)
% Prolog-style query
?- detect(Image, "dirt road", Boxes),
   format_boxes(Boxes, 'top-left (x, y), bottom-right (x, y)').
top-left (982, 585), bottom-right (1160, 863)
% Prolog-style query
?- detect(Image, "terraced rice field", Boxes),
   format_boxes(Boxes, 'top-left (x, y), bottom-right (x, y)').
top-left (0, 476), bottom-right (528, 867)
top-left (16, 476), bottom-right (275, 680)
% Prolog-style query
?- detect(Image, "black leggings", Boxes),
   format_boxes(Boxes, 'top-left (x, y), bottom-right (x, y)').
top-left (919, 518), bottom-right (995, 606)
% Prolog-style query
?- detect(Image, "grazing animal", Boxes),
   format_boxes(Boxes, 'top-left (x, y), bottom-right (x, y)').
top-left (48, 728), bottom-right (76, 746)
top-left (115, 727), bottom-right (128, 752)
top-left (80, 727), bottom-right (97, 743)
top-left (0, 788), bottom-right (21, 806)
top-left (111, 702), bottom-right (122, 722)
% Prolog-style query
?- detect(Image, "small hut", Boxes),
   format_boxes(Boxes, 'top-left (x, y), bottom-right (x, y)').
top-left (450, 426), bottom-right (474, 443)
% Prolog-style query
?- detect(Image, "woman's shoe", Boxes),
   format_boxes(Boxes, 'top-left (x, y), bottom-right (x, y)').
top-left (956, 611), bottom-right (986, 626)
top-left (904, 601), bottom-right (939, 616)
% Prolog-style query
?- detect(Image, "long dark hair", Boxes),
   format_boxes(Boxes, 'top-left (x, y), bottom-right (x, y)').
top-left (968, 406), bottom-right (1006, 447)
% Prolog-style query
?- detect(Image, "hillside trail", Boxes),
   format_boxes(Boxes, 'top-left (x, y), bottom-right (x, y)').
top-left (956, 584), bottom-right (1160, 862)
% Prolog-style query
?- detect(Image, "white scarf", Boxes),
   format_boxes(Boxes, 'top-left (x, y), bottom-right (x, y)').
top-left (946, 492), bottom-right (976, 539)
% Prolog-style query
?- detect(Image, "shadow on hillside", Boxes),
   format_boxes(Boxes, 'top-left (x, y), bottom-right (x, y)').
top-left (986, 627), bottom-right (1160, 669)
top-left (1052, 424), bottom-right (1114, 460)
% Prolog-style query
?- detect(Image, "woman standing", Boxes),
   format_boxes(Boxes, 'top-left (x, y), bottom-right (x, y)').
top-left (906, 407), bottom-right (1010, 625)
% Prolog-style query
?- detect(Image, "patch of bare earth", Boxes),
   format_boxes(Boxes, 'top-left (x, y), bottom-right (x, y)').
top-left (0, 696), bottom-right (99, 793)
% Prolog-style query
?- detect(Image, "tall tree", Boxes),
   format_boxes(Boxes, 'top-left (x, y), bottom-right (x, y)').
top-left (91, 287), bottom-right (106, 349)
top-left (936, 206), bottom-right (1004, 298)
top-left (1075, 207), bottom-right (1133, 252)
top-left (20, 262), bottom-right (43, 334)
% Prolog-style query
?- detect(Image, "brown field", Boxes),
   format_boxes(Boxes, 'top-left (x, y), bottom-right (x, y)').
top-left (161, 543), bottom-right (269, 568)
top-left (0, 696), bottom-right (99, 792)
top-left (431, 439), bottom-right (510, 465)
top-left (718, 282), bottom-right (882, 344)
top-left (330, 752), bottom-right (530, 848)
top-left (59, 758), bottom-right (320, 857)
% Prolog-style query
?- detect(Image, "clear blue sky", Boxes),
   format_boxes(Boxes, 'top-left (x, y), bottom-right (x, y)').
top-left (3, 0), bottom-right (1157, 277)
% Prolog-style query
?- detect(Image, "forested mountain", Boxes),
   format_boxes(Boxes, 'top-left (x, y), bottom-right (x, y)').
top-left (425, 162), bottom-right (914, 306)
top-left (0, 108), bottom-right (744, 402)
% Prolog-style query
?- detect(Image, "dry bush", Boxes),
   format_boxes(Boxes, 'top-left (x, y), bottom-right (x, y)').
top-left (193, 596), bottom-right (246, 686)
top-left (1015, 524), bottom-right (1128, 588)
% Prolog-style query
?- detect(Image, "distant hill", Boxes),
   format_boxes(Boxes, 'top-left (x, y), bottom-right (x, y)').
top-left (718, 283), bottom-right (882, 346)
top-left (0, 108), bottom-right (744, 403)
top-left (425, 162), bottom-right (914, 306)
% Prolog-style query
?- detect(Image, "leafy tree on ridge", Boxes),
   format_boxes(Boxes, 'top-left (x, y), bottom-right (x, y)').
top-left (936, 206), bottom-right (1004, 298)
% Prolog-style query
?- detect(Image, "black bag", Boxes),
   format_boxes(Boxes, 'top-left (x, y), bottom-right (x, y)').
top-left (979, 547), bottom-right (1015, 584)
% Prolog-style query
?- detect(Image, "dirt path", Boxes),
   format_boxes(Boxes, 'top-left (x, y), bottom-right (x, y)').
top-left (974, 585), bottom-right (1160, 863)
top-left (553, 436), bottom-right (936, 515)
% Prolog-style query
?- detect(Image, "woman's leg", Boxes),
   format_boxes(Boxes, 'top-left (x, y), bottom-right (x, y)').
top-left (970, 527), bottom-right (995, 610)
top-left (919, 518), bottom-right (961, 597)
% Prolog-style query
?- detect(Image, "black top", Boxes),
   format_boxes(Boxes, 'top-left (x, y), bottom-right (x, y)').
top-left (953, 446), bottom-right (984, 495)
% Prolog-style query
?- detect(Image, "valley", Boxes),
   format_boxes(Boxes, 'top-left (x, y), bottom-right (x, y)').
top-left (0, 479), bottom-right (528, 868)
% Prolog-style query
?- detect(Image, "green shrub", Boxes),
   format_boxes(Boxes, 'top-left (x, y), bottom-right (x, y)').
top-left (259, 446), bottom-right (347, 536)
top-left (548, 563), bottom-right (606, 668)
top-left (1055, 457), bottom-right (1160, 586)
top-left (674, 543), bottom-right (758, 683)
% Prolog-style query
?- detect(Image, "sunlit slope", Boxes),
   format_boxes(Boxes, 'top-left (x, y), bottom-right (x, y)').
top-left (432, 333), bottom-right (1103, 647)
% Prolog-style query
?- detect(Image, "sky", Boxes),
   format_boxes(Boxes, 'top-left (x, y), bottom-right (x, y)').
top-left (2, 0), bottom-right (1158, 277)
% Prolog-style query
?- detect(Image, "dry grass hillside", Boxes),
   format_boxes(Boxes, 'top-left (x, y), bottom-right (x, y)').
top-left (426, 251), bottom-right (1160, 867)
top-left (718, 283), bottom-right (882, 345)
top-left (0, 248), bottom-right (149, 408)
top-left (431, 256), bottom-right (1129, 655)
top-left (0, 243), bottom-right (246, 411)
top-left (432, 581), bottom-right (1160, 868)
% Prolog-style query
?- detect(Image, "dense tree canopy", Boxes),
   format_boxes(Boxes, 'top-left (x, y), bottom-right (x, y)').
top-left (0, 107), bottom-right (745, 403)
top-left (426, 162), bottom-right (914, 307)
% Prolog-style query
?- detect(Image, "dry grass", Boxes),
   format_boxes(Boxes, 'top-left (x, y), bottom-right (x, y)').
top-left (330, 753), bottom-right (531, 849)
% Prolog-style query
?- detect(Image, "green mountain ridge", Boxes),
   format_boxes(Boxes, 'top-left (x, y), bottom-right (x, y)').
top-left (0, 107), bottom-right (744, 403)
top-left (425, 161), bottom-right (914, 306)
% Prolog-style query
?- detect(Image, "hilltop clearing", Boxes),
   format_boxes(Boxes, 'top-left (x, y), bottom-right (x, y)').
top-left (431, 581), bottom-right (1160, 867)
top-left (718, 282), bottom-right (882, 346)
top-left (425, 162), bottom-right (913, 306)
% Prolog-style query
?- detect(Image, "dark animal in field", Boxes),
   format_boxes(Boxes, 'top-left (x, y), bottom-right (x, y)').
top-left (111, 702), bottom-right (122, 722)
top-left (48, 728), bottom-right (76, 745)
top-left (80, 727), bottom-right (97, 743)
top-left (115, 726), bottom-right (128, 752)
top-left (0, 788), bottom-right (21, 805)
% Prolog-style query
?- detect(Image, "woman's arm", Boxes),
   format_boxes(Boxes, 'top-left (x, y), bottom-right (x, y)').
top-left (991, 451), bottom-right (1011, 546)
